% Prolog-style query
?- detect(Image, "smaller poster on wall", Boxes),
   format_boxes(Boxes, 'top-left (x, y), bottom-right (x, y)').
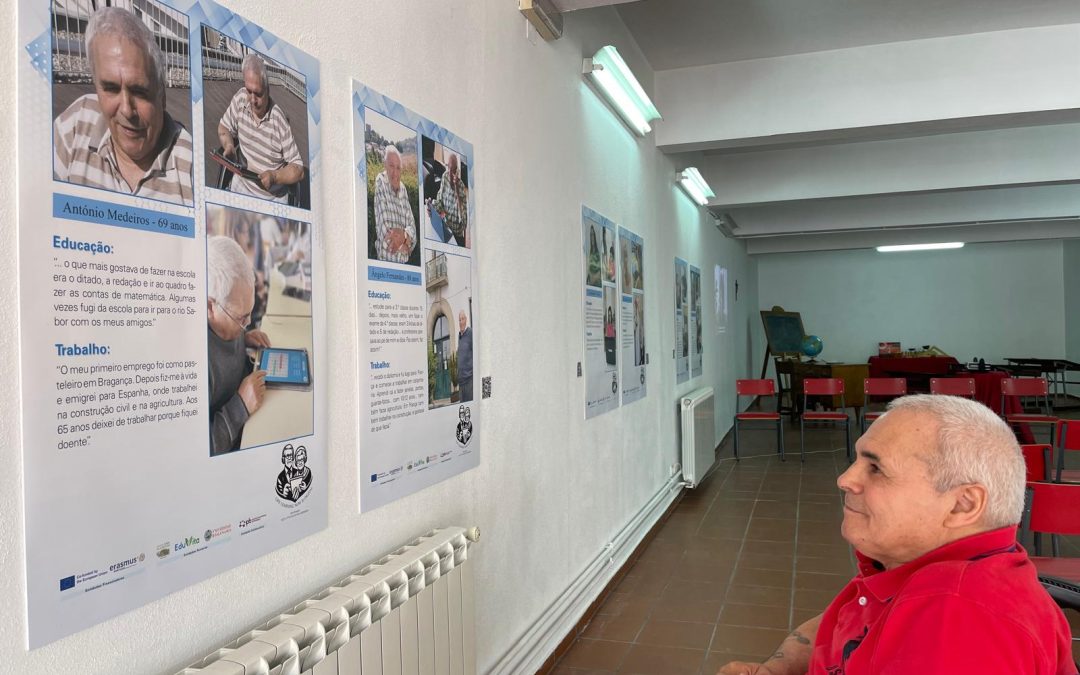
top-left (583, 206), bottom-right (620, 418)
top-left (690, 264), bottom-right (703, 378)
top-left (353, 82), bottom-right (479, 512)
top-left (675, 257), bottom-right (689, 383)
top-left (619, 226), bottom-right (646, 404)
top-left (715, 265), bottom-right (729, 334)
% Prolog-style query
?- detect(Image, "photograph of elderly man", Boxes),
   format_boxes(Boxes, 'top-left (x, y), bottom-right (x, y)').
top-left (422, 136), bottom-right (470, 249)
top-left (207, 235), bottom-right (270, 456)
top-left (364, 108), bottom-right (421, 266)
top-left (718, 395), bottom-right (1077, 675)
top-left (52, 3), bottom-right (194, 207)
top-left (202, 28), bottom-right (309, 208)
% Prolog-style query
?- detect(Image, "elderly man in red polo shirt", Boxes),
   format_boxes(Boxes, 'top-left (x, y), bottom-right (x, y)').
top-left (720, 394), bottom-right (1077, 675)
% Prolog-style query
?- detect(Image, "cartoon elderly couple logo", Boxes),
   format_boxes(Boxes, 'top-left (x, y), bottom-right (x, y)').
top-left (274, 443), bottom-right (312, 504)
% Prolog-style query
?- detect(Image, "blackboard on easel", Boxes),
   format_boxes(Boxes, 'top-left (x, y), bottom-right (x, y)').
top-left (761, 309), bottom-right (805, 356)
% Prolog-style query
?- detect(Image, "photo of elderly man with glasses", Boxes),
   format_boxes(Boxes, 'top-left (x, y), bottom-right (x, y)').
top-left (207, 235), bottom-right (270, 456)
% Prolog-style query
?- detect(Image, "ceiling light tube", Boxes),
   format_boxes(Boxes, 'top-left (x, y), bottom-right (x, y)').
top-left (677, 168), bottom-right (715, 206)
top-left (583, 46), bottom-right (661, 136)
top-left (876, 242), bottom-right (965, 253)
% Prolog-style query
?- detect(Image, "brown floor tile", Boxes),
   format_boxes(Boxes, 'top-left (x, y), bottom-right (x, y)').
top-left (791, 607), bottom-right (822, 627)
top-left (795, 555), bottom-right (856, 576)
top-left (651, 595), bottom-right (724, 623)
top-left (558, 639), bottom-right (632, 671)
top-left (618, 644), bottom-right (707, 675)
top-left (583, 611), bottom-right (649, 641)
top-left (663, 578), bottom-right (729, 602)
top-left (737, 552), bottom-right (794, 572)
top-left (731, 566), bottom-right (793, 589)
top-left (793, 587), bottom-right (840, 611)
top-left (674, 559), bottom-right (735, 584)
top-left (794, 571), bottom-right (850, 594)
top-left (796, 540), bottom-right (852, 558)
top-left (724, 584), bottom-right (791, 607)
top-left (596, 595), bottom-right (654, 618)
top-left (552, 667), bottom-right (615, 675)
top-left (752, 501), bottom-right (798, 519)
top-left (710, 625), bottom-right (790, 656)
top-left (718, 602), bottom-right (792, 630)
top-left (742, 540), bottom-right (795, 557)
top-left (637, 618), bottom-right (715, 650)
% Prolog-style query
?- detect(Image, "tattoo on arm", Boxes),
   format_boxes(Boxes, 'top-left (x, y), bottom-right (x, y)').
top-left (790, 630), bottom-right (811, 645)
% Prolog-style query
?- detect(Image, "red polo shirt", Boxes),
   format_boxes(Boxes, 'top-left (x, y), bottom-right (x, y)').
top-left (809, 526), bottom-right (1077, 674)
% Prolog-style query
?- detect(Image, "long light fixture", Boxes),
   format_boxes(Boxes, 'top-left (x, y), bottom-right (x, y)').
top-left (583, 46), bottom-right (661, 136)
top-left (677, 167), bottom-right (715, 206)
top-left (876, 242), bottom-right (965, 253)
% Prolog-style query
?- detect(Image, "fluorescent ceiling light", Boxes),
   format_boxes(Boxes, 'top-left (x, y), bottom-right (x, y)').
top-left (583, 46), bottom-right (661, 136)
top-left (677, 167), bottom-right (715, 206)
top-left (876, 242), bottom-right (965, 253)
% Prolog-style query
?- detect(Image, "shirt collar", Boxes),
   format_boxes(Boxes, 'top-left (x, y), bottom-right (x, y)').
top-left (856, 526), bottom-right (1020, 602)
top-left (94, 113), bottom-right (180, 183)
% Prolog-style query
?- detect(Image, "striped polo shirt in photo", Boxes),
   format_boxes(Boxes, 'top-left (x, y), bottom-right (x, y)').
top-left (219, 87), bottom-right (303, 203)
top-left (53, 94), bottom-right (194, 207)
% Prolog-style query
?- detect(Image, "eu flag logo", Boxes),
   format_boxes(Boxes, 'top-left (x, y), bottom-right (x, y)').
top-left (370, 474), bottom-right (377, 482)
top-left (59, 576), bottom-right (75, 591)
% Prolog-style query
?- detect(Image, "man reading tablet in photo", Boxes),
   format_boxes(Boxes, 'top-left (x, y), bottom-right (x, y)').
top-left (207, 236), bottom-right (271, 456)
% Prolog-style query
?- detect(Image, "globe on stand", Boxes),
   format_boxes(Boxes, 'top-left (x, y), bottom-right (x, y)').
top-left (801, 335), bottom-right (824, 362)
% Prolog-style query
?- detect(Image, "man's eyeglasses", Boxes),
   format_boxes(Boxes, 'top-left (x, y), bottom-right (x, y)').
top-left (213, 299), bottom-right (251, 328)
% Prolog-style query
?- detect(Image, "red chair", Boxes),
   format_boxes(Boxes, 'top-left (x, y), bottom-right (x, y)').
top-left (801, 378), bottom-right (851, 463)
top-left (1021, 481), bottom-right (1080, 564)
top-left (1053, 420), bottom-right (1080, 484)
top-left (1021, 444), bottom-right (1052, 483)
top-left (929, 377), bottom-right (976, 398)
top-left (1001, 378), bottom-right (1056, 445)
top-left (733, 379), bottom-right (784, 461)
top-left (861, 378), bottom-right (907, 434)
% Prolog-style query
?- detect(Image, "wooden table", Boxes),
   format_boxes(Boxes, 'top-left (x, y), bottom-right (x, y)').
top-left (775, 359), bottom-right (868, 419)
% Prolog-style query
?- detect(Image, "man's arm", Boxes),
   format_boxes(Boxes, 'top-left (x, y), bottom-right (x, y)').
top-left (718, 613), bottom-right (821, 675)
top-left (217, 122), bottom-right (237, 158)
top-left (259, 162), bottom-right (304, 191)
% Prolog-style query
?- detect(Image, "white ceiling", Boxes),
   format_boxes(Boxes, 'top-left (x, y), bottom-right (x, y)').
top-left (616, 0), bottom-right (1080, 70)
top-left (577, 0), bottom-right (1080, 252)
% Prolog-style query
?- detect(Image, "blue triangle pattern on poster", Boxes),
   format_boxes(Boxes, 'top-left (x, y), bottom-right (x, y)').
top-left (354, 84), bottom-right (474, 165)
top-left (25, 31), bottom-right (51, 81)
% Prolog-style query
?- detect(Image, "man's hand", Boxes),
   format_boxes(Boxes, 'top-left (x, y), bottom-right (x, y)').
top-left (717, 662), bottom-right (780, 675)
top-left (387, 228), bottom-right (412, 255)
top-left (245, 330), bottom-right (271, 348)
top-left (259, 169), bottom-right (278, 191)
top-left (239, 370), bottom-right (266, 414)
top-left (222, 140), bottom-right (236, 159)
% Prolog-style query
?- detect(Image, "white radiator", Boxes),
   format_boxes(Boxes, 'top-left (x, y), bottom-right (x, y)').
top-left (680, 387), bottom-right (716, 488)
top-left (178, 527), bottom-right (479, 675)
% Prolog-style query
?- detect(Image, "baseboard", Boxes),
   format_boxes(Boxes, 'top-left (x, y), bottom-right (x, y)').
top-left (484, 472), bottom-right (685, 675)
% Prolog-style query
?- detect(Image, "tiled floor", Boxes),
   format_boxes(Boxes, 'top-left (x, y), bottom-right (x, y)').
top-left (553, 418), bottom-right (1080, 675)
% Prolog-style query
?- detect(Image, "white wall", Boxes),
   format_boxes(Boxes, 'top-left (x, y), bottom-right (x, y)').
top-left (0, 2), bottom-right (755, 673)
top-left (754, 240), bottom-right (1066, 373)
top-left (1063, 240), bottom-right (1080, 394)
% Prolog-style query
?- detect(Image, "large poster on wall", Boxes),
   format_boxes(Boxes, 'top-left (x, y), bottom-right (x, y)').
top-left (675, 257), bottom-right (689, 383)
top-left (353, 83), bottom-right (479, 511)
top-left (17, 0), bottom-right (325, 646)
top-left (690, 264), bottom-right (702, 378)
top-left (619, 226), bottom-right (646, 405)
top-left (582, 206), bottom-right (620, 418)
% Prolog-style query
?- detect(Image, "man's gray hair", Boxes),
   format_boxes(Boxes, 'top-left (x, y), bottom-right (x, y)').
top-left (206, 236), bottom-right (254, 304)
top-left (383, 144), bottom-right (401, 163)
top-left (242, 53), bottom-right (268, 88)
top-left (887, 394), bottom-right (1025, 528)
top-left (86, 7), bottom-right (166, 98)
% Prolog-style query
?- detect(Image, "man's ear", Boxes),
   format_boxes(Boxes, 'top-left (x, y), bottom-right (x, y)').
top-left (945, 483), bottom-right (988, 529)
top-left (207, 298), bottom-right (215, 314)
